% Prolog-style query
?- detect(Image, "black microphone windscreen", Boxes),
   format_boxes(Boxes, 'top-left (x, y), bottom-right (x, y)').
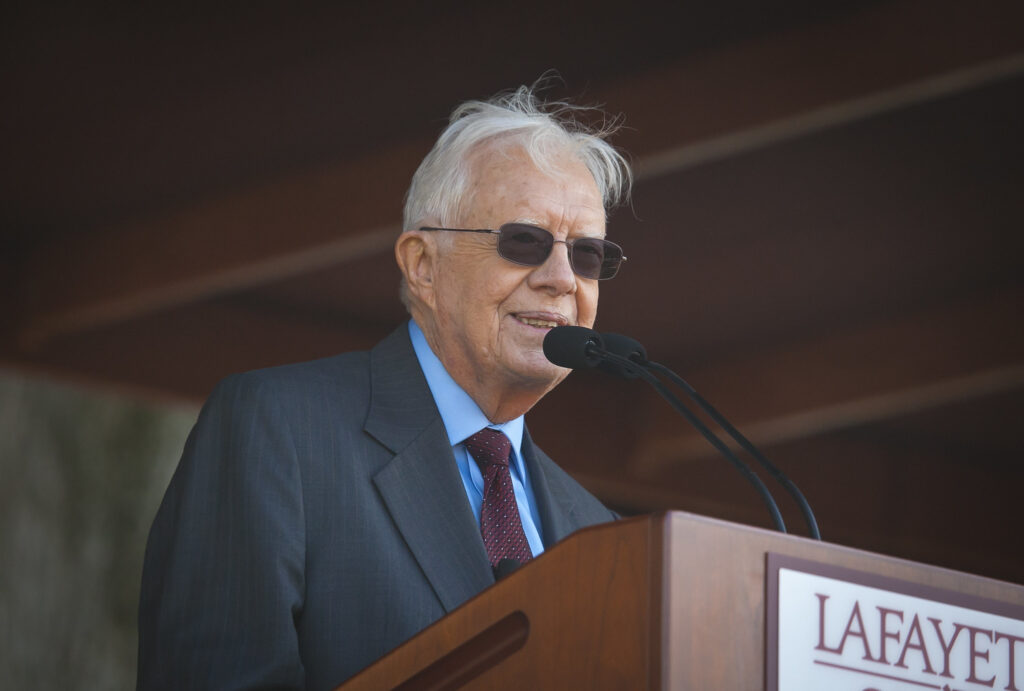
top-left (598, 332), bottom-right (648, 379)
top-left (600, 333), bottom-right (647, 363)
top-left (543, 326), bottom-right (604, 369)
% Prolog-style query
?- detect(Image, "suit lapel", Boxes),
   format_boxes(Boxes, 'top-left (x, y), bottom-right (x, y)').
top-left (366, 325), bottom-right (493, 613)
top-left (521, 428), bottom-right (579, 548)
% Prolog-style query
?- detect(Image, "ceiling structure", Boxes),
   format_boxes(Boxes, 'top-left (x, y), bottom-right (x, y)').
top-left (3, 1), bottom-right (1023, 582)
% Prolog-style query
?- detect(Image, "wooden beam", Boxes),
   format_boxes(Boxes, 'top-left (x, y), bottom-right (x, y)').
top-left (612, 0), bottom-right (1024, 175)
top-left (569, 394), bottom-right (1024, 581)
top-left (1, 299), bottom-right (388, 403)
top-left (666, 365), bottom-right (1024, 457)
top-left (631, 54), bottom-right (1024, 180)
top-left (13, 0), bottom-right (1023, 347)
top-left (630, 286), bottom-right (1024, 475)
top-left (14, 144), bottom-right (419, 349)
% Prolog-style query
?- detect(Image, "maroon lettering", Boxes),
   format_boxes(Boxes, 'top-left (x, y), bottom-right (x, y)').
top-left (877, 607), bottom-right (904, 664)
top-left (816, 594), bottom-right (842, 653)
top-left (895, 614), bottom-right (935, 674)
top-left (963, 624), bottom-right (996, 687)
top-left (930, 617), bottom-right (965, 679)
top-left (835, 601), bottom-right (879, 662)
top-left (994, 631), bottom-right (1024, 691)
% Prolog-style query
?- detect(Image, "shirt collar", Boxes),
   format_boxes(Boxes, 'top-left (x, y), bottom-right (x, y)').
top-left (408, 319), bottom-right (525, 463)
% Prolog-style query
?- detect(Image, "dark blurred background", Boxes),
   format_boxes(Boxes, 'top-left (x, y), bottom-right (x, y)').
top-left (2, 1), bottom-right (1022, 686)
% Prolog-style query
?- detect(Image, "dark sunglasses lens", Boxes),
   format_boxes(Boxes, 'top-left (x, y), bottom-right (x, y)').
top-left (497, 224), bottom-right (553, 266)
top-left (571, 238), bottom-right (622, 279)
top-left (496, 224), bottom-right (623, 279)
top-left (568, 239), bottom-right (606, 279)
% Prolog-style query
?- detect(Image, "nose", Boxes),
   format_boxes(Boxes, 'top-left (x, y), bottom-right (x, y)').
top-left (528, 240), bottom-right (577, 295)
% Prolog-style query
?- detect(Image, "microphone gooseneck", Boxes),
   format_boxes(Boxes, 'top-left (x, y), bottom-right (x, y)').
top-left (596, 348), bottom-right (787, 534)
top-left (543, 326), bottom-right (821, 539)
top-left (642, 359), bottom-right (821, 540)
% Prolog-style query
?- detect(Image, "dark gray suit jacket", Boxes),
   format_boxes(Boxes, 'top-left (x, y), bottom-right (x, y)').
top-left (137, 323), bottom-right (616, 690)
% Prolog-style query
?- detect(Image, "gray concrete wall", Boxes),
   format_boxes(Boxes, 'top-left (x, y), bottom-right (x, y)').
top-left (0, 369), bottom-right (196, 689)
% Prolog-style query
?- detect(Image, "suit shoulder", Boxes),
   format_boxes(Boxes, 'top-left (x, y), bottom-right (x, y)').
top-left (211, 351), bottom-right (371, 404)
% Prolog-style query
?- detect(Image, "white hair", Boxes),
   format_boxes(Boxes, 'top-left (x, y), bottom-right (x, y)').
top-left (403, 84), bottom-right (632, 230)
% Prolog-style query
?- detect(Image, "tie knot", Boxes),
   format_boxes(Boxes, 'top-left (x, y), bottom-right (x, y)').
top-left (463, 428), bottom-right (512, 470)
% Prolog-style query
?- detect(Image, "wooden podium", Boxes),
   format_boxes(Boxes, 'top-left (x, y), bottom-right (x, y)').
top-left (337, 512), bottom-right (1024, 690)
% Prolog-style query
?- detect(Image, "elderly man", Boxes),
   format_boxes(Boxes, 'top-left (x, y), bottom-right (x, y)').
top-left (137, 85), bottom-right (631, 690)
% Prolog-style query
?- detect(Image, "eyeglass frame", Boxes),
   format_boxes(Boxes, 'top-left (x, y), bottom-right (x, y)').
top-left (417, 223), bottom-right (627, 280)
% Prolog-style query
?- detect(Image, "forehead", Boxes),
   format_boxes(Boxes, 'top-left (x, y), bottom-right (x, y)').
top-left (460, 145), bottom-right (605, 230)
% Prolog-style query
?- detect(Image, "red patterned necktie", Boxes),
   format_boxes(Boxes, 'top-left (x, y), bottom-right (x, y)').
top-left (463, 428), bottom-right (534, 568)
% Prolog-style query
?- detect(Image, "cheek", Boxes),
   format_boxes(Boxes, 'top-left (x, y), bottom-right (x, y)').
top-left (464, 286), bottom-right (507, 338)
top-left (577, 284), bottom-right (599, 327)
top-left (434, 278), bottom-right (478, 337)
top-left (490, 269), bottom-right (533, 309)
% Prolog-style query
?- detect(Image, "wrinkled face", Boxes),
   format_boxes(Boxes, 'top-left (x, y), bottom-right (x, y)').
top-left (428, 146), bottom-right (605, 397)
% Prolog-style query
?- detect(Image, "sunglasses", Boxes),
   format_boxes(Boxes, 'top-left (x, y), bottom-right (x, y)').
top-left (418, 223), bottom-right (626, 280)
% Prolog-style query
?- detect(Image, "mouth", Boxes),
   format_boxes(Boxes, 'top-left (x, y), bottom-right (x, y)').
top-left (511, 312), bottom-right (569, 330)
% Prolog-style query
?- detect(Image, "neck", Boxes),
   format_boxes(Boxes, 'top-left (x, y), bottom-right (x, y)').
top-left (463, 381), bottom-right (548, 425)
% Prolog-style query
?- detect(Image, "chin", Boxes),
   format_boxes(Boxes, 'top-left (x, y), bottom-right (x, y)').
top-left (509, 358), bottom-right (568, 390)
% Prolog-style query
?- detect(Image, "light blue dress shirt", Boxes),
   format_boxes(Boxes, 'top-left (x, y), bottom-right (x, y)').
top-left (408, 320), bottom-right (545, 558)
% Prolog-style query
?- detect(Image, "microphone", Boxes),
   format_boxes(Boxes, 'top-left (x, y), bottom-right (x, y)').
top-left (542, 325), bottom-right (605, 369)
top-left (596, 332), bottom-right (647, 379)
top-left (596, 330), bottom-right (821, 540)
top-left (544, 326), bottom-right (788, 535)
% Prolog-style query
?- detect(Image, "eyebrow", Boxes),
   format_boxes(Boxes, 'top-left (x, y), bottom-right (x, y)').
top-left (511, 218), bottom-right (606, 239)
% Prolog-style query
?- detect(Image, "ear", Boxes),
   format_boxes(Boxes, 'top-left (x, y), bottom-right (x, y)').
top-left (395, 230), bottom-right (438, 310)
